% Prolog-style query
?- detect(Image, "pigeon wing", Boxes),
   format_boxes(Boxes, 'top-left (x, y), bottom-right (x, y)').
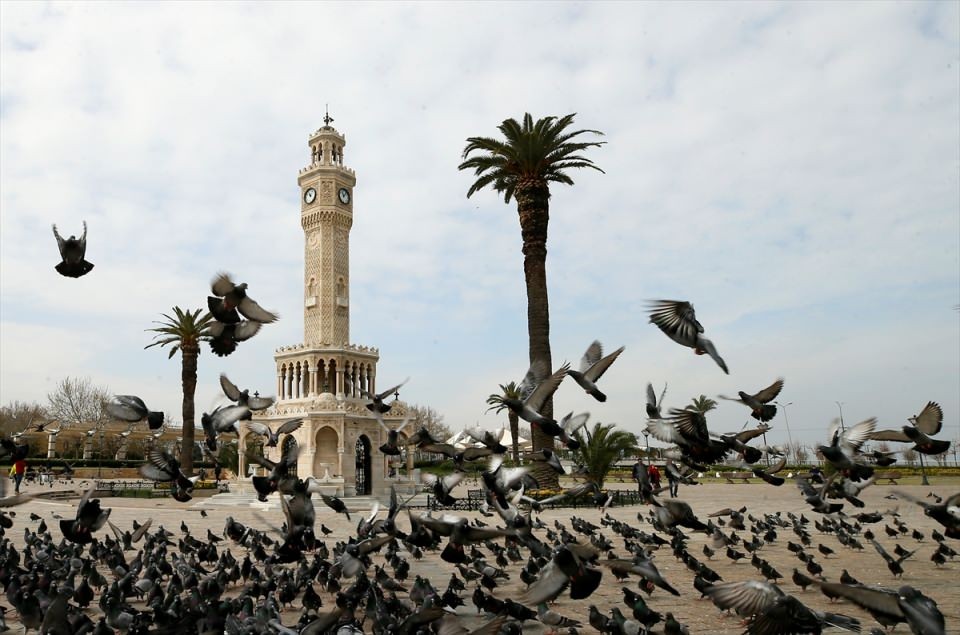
top-left (910, 401), bottom-right (943, 436)
top-left (106, 396), bottom-right (148, 422)
top-left (210, 273), bottom-right (236, 297)
top-left (870, 429), bottom-right (911, 442)
top-left (246, 395), bottom-right (276, 411)
top-left (560, 412), bottom-right (590, 436)
top-left (648, 300), bottom-right (703, 342)
top-left (645, 418), bottom-right (682, 444)
top-left (52, 224), bottom-right (67, 258)
top-left (841, 418), bottom-right (877, 454)
top-left (275, 418), bottom-right (303, 435)
top-left (704, 579), bottom-right (784, 615)
top-left (522, 559), bottom-right (569, 605)
top-left (220, 374), bottom-right (242, 402)
top-left (233, 320), bottom-right (262, 341)
top-left (699, 337), bottom-right (729, 374)
top-left (584, 345), bottom-right (625, 382)
top-left (579, 340), bottom-right (603, 373)
top-left (376, 377), bottom-right (409, 401)
top-left (524, 363), bottom-right (570, 411)
top-left (238, 296), bottom-right (279, 323)
top-left (753, 378), bottom-right (784, 404)
top-left (245, 421), bottom-right (271, 438)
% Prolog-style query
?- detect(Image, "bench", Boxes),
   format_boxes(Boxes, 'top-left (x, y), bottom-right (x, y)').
top-left (874, 471), bottom-right (902, 485)
top-left (427, 489), bottom-right (486, 512)
top-left (723, 472), bottom-right (753, 484)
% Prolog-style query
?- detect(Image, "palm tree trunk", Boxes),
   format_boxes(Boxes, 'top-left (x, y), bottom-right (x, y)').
top-left (509, 412), bottom-right (520, 464)
top-left (180, 342), bottom-right (199, 476)
top-left (517, 178), bottom-right (558, 489)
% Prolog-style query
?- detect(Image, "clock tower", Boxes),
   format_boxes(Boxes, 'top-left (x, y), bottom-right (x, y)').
top-left (242, 116), bottom-right (413, 498)
top-left (298, 118), bottom-right (356, 345)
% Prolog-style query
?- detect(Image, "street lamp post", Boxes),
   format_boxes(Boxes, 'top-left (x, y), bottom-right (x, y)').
top-left (97, 427), bottom-right (105, 479)
top-left (642, 430), bottom-right (650, 461)
top-left (835, 401), bottom-right (845, 433)
top-left (774, 401), bottom-right (794, 462)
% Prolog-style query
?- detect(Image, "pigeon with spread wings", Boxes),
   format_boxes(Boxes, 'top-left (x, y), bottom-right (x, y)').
top-left (245, 418), bottom-right (302, 448)
top-left (52, 221), bottom-right (94, 278)
top-left (208, 272), bottom-right (278, 324)
top-left (566, 341), bottom-right (625, 402)
top-left (106, 395), bottom-right (165, 430)
top-left (372, 411), bottom-right (411, 456)
top-left (362, 377), bottom-right (409, 414)
top-left (138, 448), bottom-right (197, 502)
top-left (647, 299), bottom-right (728, 374)
top-left (208, 320), bottom-right (261, 357)
top-left (719, 378), bottom-right (784, 422)
top-left (220, 374), bottom-right (275, 413)
top-left (870, 401), bottom-right (949, 455)
top-left (487, 362), bottom-right (571, 446)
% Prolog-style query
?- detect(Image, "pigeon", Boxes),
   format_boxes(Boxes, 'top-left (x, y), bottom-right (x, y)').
top-left (220, 374), bottom-right (275, 413)
top-left (522, 543), bottom-right (602, 604)
top-left (245, 418), bottom-right (303, 448)
top-left (817, 417), bottom-right (876, 480)
top-left (646, 408), bottom-right (750, 468)
top-left (808, 579), bottom-right (945, 634)
top-left (870, 401), bottom-right (949, 455)
top-left (52, 221), bottom-right (94, 277)
top-left (566, 340), bottom-right (625, 402)
top-left (138, 448), bottom-right (197, 502)
top-left (647, 299), bottom-right (728, 373)
top-left (718, 378), bottom-right (784, 422)
top-left (208, 272), bottom-right (278, 324)
top-left (361, 378), bottom-right (409, 414)
top-left (208, 320), bottom-right (262, 357)
top-left (891, 490), bottom-right (960, 539)
top-left (106, 395), bottom-right (165, 430)
top-left (200, 404), bottom-right (250, 451)
top-left (373, 411), bottom-right (412, 455)
top-left (319, 492), bottom-right (351, 521)
top-left (60, 483), bottom-right (111, 544)
top-left (705, 579), bottom-right (860, 634)
top-left (487, 361), bottom-right (570, 436)
top-left (646, 382), bottom-right (667, 419)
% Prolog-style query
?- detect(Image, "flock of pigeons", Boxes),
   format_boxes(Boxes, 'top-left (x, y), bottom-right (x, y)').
top-left (0, 226), bottom-right (944, 633)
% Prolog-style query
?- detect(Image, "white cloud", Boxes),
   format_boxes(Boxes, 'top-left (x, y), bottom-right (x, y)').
top-left (1, 3), bottom-right (957, 449)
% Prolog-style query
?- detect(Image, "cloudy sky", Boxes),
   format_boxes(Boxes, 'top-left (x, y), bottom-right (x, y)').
top-left (2, 2), bottom-right (958, 451)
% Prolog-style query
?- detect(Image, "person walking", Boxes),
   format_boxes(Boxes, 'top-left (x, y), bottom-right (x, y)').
top-left (13, 457), bottom-right (26, 494)
top-left (666, 460), bottom-right (680, 498)
top-left (647, 463), bottom-right (661, 492)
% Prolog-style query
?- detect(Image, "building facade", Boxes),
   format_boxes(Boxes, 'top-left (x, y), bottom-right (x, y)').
top-left (240, 119), bottom-right (410, 497)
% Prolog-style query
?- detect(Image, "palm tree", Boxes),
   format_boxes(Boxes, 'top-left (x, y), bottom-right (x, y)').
top-left (689, 395), bottom-right (718, 414)
top-left (145, 307), bottom-right (214, 476)
top-left (460, 113), bottom-right (604, 464)
top-left (571, 422), bottom-right (638, 489)
top-left (486, 381), bottom-right (523, 463)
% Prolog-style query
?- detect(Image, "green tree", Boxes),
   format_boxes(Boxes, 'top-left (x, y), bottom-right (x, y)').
top-left (571, 422), bottom-right (638, 489)
top-left (459, 113), bottom-right (604, 475)
top-left (145, 307), bottom-right (213, 476)
top-left (689, 395), bottom-right (718, 414)
top-left (486, 381), bottom-right (523, 463)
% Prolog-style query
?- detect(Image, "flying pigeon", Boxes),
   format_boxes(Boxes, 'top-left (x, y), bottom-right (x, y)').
top-left (208, 272), bottom-right (278, 324)
top-left (646, 382), bottom-right (667, 419)
top-left (60, 484), bottom-right (111, 544)
top-left (870, 401), bottom-right (949, 455)
top-left (220, 374), bottom-right (275, 413)
top-left (362, 377), bottom-right (409, 414)
top-left (373, 411), bottom-right (412, 455)
top-left (487, 361), bottom-right (570, 443)
top-left (566, 340), bottom-right (625, 402)
top-left (52, 221), bottom-right (94, 278)
top-left (647, 299), bottom-right (728, 373)
top-left (208, 320), bottom-right (261, 357)
top-left (719, 378), bottom-right (784, 422)
top-left (106, 395), bottom-right (165, 430)
top-left (244, 418), bottom-right (302, 448)
top-left (138, 448), bottom-right (198, 502)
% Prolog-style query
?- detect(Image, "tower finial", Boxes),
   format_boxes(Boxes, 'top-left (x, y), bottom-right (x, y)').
top-left (323, 105), bottom-right (334, 127)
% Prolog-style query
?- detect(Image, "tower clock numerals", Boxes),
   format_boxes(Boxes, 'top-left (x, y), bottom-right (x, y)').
top-left (304, 187), bottom-right (317, 204)
top-left (338, 187), bottom-right (351, 205)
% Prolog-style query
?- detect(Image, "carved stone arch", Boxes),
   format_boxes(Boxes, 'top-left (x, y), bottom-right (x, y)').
top-left (314, 425), bottom-right (339, 478)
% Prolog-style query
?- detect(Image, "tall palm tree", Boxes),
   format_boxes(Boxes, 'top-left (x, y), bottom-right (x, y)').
top-left (460, 113), bottom-right (604, 465)
top-left (571, 422), bottom-right (638, 489)
top-left (689, 395), bottom-right (718, 415)
top-left (486, 381), bottom-right (523, 463)
top-left (145, 307), bottom-right (214, 476)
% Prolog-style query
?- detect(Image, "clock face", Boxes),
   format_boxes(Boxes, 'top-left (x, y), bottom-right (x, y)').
top-left (304, 187), bottom-right (317, 204)
top-left (338, 187), bottom-right (350, 205)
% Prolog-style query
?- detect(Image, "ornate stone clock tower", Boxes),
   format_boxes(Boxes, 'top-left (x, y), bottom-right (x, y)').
top-left (242, 116), bottom-right (411, 498)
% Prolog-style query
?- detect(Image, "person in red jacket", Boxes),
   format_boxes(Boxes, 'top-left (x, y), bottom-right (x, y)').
top-left (647, 464), bottom-right (661, 491)
top-left (13, 458), bottom-right (26, 494)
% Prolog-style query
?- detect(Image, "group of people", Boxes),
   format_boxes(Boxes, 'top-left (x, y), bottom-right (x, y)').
top-left (633, 459), bottom-right (680, 497)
